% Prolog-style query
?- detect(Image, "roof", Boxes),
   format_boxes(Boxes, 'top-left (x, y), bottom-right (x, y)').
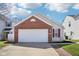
top-left (68, 14), bottom-right (79, 20)
top-left (62, 14), bottom-right (79, 25)
top-left (35, 13), bottom-right (63, 28)
top-left (0, 13), bottom-right (8, 21)
top-left (14, 13), bottom-right (63, 28)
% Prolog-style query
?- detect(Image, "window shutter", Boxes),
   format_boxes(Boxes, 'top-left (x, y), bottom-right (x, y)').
top-left (53, 29), bottom-right (54, 37)
top-left (58, 29), bottom-right (60, 37)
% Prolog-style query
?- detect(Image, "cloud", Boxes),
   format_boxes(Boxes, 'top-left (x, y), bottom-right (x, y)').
top-left (73, 3), bottom-right (79, 9)
top-left (10, 5), bottom-right (31, 16)
top-left (45, 3), bottom-right (72, 13)
top-left (17, 3), bottom-right (42, 9)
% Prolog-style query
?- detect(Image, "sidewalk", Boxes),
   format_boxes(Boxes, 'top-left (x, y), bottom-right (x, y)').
top-left (55, 48), bottom-right (71, 56)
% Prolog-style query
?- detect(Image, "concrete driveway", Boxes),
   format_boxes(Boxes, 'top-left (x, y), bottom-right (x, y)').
top-left (0, 43), bottom-right (59, 56)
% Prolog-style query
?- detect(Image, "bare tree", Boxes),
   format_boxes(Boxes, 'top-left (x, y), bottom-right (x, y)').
top-left (0, 3), bottom-right (12, 15)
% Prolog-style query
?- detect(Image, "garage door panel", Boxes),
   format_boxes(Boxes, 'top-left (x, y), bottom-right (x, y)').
top-left (18, 29), bottom-right (48, 42)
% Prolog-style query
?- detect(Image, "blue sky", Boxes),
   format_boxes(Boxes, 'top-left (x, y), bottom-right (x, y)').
top-left (1, 3), bottom-right (79, 24)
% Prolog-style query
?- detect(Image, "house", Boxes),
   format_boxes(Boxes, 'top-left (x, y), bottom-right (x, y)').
top-left (4, 16), bottom-right (20, 34)
top-left (8, 13), bottom-right (64, 43)
top-left (62, 15), bottom-right (79, 40)
top-left (0, 14), bottom-right (7, 40)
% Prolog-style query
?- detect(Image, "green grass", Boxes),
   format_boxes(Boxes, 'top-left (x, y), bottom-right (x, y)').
top-left (59, 44), bottom-right (70, 47)
top-left (62, 44), bottom-right (79, 56)
top-left (0, 41), bottom-right (6, 48)
top-left (64, 40), bottom-right (79, 42)
top-left (69, 40), bottom-right (79, 42)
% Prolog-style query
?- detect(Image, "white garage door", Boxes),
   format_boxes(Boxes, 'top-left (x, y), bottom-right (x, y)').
top-left (18, 29), bottom-right (48, 42)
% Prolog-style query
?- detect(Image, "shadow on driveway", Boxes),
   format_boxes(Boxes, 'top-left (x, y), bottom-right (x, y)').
top-left (0, 42), bottom-right (59, 56)
top-left (12, 42), bottom-right (52, 49)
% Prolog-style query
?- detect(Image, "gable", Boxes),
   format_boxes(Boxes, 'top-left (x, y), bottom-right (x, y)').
top-left (62, 16), bottom-right (75, 26)
top-left (14, 14), bottom-right (63, 29)
top-left (15, 16), bottom-right (52, 29)
top-left (14, 15), bottom-right (52, 27)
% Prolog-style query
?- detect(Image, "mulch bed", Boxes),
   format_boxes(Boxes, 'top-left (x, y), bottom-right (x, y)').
top-left (51, 41), bottom-right (75, 43)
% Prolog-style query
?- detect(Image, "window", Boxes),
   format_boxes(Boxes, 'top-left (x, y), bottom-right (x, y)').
top-left (70, 31), bottom-right (73, 36)
top-left (30, 19), bottom-right (36, 22)
top-left (9, 32), bottom-right (12, 34)
top-left (69, 21), bottom-right (71, 27)
top-left (58, 29), bottom-right (60, 37)
top-left (53, 29), bottom-right (54, 37)
top-left (64, 33), bottom-right (66, 36)
top-left (7, 21), bottom-right (12, 27)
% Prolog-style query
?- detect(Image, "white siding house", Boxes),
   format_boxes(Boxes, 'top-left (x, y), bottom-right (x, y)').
top-left (62, 15), bottom-right (79, 40)
top-left (0, 14), bottom-right (7, 40)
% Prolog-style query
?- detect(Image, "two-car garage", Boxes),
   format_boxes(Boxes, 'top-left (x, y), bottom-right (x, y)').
top-left (13, 15), bottom-right (52, 43)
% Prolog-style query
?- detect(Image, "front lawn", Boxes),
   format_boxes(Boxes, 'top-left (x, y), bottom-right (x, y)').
top-left (65, 40), bottom-right (79, 42)
top-left (0, 41), bottom-right (6, 48)
top-left (62, 44), bottom-right (79, 56)
top-left (68, 40), bottom-right (79, 42)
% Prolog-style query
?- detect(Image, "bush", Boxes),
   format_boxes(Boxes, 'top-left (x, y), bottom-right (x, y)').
top-left (0, 41), bottom-right (5, 48)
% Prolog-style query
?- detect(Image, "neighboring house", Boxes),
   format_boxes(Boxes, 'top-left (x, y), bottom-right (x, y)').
top-left (4, 17), bottom-right (20, 33)
top-left (0, 14), bottom-right (7, 40)
top-left (8, 13), bottom-right (64, 43)
top-left (62, 15), bottom-right (79, 40)
top-left (4, 16), bottom-right (20, 40)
